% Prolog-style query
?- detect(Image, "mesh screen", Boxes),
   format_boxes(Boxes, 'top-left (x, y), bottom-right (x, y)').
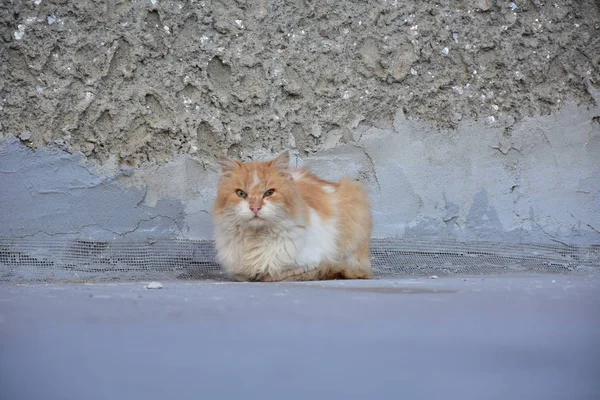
top-left (1, 237), bottom-right (598, 283)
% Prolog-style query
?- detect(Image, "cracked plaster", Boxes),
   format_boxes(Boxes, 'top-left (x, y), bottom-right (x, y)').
top-left (1, 98), bottom-right (598, 246)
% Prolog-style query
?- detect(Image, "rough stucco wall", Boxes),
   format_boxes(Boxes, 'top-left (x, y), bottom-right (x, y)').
top-left (0, 0), bottom-right (599, 246)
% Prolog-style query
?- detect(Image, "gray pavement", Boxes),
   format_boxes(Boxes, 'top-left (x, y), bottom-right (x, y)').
top-left (1, 273), bottom-right (599, 400)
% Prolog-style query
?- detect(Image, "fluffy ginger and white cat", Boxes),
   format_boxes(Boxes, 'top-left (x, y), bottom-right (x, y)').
top-left (213, 151), bottom-right (373, 282)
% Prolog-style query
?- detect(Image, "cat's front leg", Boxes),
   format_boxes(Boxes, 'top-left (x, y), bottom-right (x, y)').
top-left (260, 262), bottom-right (373, 282)
top-left (259, 265), bottom-right (314, 282)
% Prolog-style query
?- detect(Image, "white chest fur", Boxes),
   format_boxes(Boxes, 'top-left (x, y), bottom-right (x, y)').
top-left (214, 207), bottom-right (339, 279)
top-left (294, 208), bottom-right (339, 266)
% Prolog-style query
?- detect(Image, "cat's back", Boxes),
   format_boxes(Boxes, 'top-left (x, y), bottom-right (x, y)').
top-left (291, 168), bottom-right (371, 266)
top-left (290, 169), bottom-right (336, 218)
top-left (291, 168), bottom-right (371, 230)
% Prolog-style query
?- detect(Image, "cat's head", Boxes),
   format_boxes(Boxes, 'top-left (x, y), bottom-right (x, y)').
top-left (213, 151), bottom-right (301, 228)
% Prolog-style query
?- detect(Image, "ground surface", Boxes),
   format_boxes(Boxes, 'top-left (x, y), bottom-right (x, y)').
top-left (1, 273), bottom-right (599, 400)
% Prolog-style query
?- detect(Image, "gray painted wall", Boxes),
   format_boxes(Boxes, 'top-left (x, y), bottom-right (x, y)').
top-left (2, 98), bottom-right (598, 245)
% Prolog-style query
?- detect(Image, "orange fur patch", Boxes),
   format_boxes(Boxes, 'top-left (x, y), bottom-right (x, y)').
top-left (214, 160), bottom-right (304, 220)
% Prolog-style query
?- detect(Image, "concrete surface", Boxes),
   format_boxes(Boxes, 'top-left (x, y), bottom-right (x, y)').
top-left (1, 273), bottom-right (599, 400)
top-left (1, 1), bottom-right (600, 246)
top-left (2, 1), bottom-right (599, 161)
top-left (2, 94), bottom-right (599, 244)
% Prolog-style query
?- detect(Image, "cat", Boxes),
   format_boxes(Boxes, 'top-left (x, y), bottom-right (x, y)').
top-left (212, 151), bottom-right (373, 282)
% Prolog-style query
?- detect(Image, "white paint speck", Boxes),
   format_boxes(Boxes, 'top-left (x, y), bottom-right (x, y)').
top-left (151, 0), bottom-right (157, 4)
top-left (410, 68), bottom-right (417, 76)
top-left (145, 282), bottom-right (163, 289)
top-left (235, 20), bottom-right (244, 28)
top-left (508, 2), bottom-right (517, 10)
top-left (429, 275), bottom-right (439, 279)
top-left (47, 15), bottom-right (56, 24)
top-left (452, 86), bottom-right (463, 95)
top-left (310, 123), bottom-right (322, 138)
top-left (441, 47), bottom-right (449, 55)
top-left (163, 25), bottom-right (171, 34)
top-left (19, 131), bottom-right (32, 141)
top-left (14, 25), bottom-right (26, 40)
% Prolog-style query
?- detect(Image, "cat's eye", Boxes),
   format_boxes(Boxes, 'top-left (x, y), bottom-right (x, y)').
top-left (236, 189), bottom-right (247, 198)
top-left (263, 189), bottom-right (275, 197)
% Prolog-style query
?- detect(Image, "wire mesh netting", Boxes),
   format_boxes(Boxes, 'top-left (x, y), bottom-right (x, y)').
top-left (1, 237), bottom-right (598, 283)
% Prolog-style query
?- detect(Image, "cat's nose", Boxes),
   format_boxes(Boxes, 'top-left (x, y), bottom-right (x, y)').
top-left (250, 206), bottom-right (262, 215)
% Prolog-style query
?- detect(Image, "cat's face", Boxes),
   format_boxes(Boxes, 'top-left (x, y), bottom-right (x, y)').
top-left (214, 151), bottom-right (300, 228)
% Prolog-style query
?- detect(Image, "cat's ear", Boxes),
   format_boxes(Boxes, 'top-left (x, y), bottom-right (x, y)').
top-left (217, 155), bottom-right (241, 173)
top-left (269, 151), bottom-right (290, 170)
